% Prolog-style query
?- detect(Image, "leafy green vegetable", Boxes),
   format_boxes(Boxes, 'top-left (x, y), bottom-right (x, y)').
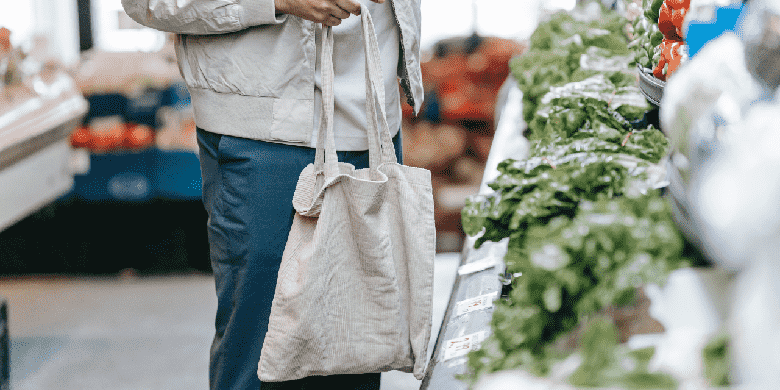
top-left (703, 332), bottom-right (731, 387)
top-left (467, 194), bottom-right (692, 380)
top-left (572, 318), bottom-right (678, 390)
top-left (463, 3), bottom-right (688, 387)
top-left (646, 0), bottom-right (665, 22)
top-left (527, 95), bottom-right (641, 143)
top-left (569, 316), bottom-right (619, 387)
top-left (463, 156), bottom-right (632, 247)
top-left (529, 127), bottom-right (668, 164)
top-left (511, 9), bottom-right (632, 123)
top-left (630, 0), bottom-right (663, 69)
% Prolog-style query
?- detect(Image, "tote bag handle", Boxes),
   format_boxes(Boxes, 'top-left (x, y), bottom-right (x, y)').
top-left (314, 6), bottom-right (398, 179)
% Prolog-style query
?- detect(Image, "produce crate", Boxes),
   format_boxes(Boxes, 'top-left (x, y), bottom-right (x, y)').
top-left (84, 84), bottom-right (190, 130)
top-left (71, 149), bottom-right (202, 202)
top-left (72, 150), bottom-right (156, 202)
top-left (160, 82), bottom-right (191, 108)
top-left (125, 88), bottom-right (165, 129)
top-left (83, 93), bottom-right (127, 125)
top-left (153, 150), bottom-right (202, 200)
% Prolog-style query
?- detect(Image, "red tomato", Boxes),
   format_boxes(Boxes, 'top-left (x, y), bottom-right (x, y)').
top-left (70, 126), bottom-right (92, 148)
top-left (665, 0), bottom-right (690, 10)
top-left (672, 8), bottom-right (687, 38)
top-left (653, 38), bottom-right (685, 81)
top-left (658, 2), bottom-right (682, 41)
top-left (90, 124), bottom-right (125, 152)
top-left (123, 124), bottom-right (155, 150)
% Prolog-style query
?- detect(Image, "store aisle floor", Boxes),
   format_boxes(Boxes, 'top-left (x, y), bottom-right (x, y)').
top-left (1, 253), bottom-right (461, 390)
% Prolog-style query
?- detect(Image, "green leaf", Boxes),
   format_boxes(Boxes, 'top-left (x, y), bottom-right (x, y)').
top-left (650, 0), bottom-right (665, 17)
top-left (543, 284), bottom-right (563, 312)
top-left (650, 30), bottom-right (664, 47)
top-left (703, 332), bottom-right (731, 387)
top-left (462, 196), bottom-right (490, 236)
top-left (569, 316), bottom-right (618, 387)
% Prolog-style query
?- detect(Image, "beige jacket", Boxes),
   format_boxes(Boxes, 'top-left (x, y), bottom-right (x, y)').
top-left (121, 0), bottom-right (423, 146)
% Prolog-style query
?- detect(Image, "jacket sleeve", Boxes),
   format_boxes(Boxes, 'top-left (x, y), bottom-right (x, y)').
top-left (121, 0), bottom-right (286, 35)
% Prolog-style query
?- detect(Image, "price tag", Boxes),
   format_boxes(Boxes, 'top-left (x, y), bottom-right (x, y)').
top-left (457, 257), bottom-right (499, 275)
top-left (441, 331), bottom-right (487, 361)
top-left (455, 292), bottom-right (498, 317)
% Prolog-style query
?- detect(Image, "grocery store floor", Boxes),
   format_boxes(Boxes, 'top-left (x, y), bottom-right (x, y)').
top-left (0, 253), bottom-right (461, 390)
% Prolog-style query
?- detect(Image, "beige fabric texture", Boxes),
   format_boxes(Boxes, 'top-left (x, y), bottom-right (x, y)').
top-left (258, 8), bottom-right (435, 383)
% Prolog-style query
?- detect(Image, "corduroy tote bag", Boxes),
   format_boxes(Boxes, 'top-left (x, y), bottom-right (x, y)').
top-left (257, 7), bottom-right (436, 382)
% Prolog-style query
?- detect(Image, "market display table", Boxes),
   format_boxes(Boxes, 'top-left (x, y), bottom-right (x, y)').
top-left (421, 78), bottom-right (526, 389)
top-left (0, 77), bottom-right (88, 232)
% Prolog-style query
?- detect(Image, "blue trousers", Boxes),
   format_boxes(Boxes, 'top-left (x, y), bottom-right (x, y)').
top-left (197, 128), bottom-right (402, 390)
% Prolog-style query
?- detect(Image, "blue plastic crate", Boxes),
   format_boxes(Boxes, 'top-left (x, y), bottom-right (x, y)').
top-left (73, 150), bottom-right (156, 203)
top-left (686, 4), bottom-right (745, 58)
top-left (83, 93), bottom-right (128, 125)
top-left (126, 88), bottom-right (165, 129)
top-left (161, 82), bottom-right (191, 109)
top-left (153, 150), bottom-right (202, 200)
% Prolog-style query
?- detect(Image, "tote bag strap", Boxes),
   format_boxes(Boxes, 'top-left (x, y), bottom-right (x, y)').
top-left (314, 25), bottom-right (339, 179)
top-left (360, 4), bottom-right (397, 167)
top-left (314, 7), bottom-right (398, 179)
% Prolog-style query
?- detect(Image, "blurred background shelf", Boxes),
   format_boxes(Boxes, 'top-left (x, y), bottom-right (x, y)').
top-left (0, 81), bottom-right (88, 233)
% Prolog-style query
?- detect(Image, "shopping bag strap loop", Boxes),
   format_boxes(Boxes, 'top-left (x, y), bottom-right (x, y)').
top-left (314, 5), bottom-right (398, 179)
top-left (314, 25), bottom-right (339, 178)
top-left (361, 4), bottom-right (397, 167)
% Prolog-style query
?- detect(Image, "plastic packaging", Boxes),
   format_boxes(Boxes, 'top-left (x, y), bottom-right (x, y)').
top-left (660, 2), bottom-right (780, 384)
top-left (540, 74), bottom-right (648, 110)
top-left (739, 0), bottom-right (780, 91)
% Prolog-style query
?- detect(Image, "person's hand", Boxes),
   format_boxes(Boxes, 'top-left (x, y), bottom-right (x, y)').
top-left (275, 0), bottom-right (385, 26)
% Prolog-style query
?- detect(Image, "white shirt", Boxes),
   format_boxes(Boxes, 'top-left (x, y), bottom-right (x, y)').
top-left (312, 0), bottom-right (402, 151)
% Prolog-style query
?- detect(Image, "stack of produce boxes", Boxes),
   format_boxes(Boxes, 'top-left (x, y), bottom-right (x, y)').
top-left (402, 35), bottom-right (524, 252)
top-left (461, 5), bottom-right (716, 388)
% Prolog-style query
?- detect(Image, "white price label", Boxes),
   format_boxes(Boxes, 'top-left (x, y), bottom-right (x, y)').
top-left (442, 331), bottom-right (487, 361)
top-left (457, 257), bottom-right (499, 275)
top-left (455, 292), bottom-right (498, 317)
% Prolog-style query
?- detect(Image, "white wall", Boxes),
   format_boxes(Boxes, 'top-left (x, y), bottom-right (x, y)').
top-left (0, 0), bottom-right (164, 64)
top-left (0, 2), bottom-right (37, 48)
top-left (92, 0), bottom-right (166, 52)
top-left (420, 0), bottom-right (578, 51)
top-left (0, 0), bottom-right (579, 62)
top-left (0, 0), bottom-right (80, 65)
top-left (33, 0), bottom-right (81, 65)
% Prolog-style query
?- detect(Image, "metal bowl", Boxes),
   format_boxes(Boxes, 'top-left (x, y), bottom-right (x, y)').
top-left (637, 65), bottom-right (666, 107)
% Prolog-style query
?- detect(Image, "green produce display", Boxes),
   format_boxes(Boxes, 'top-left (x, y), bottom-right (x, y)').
top-left (569, 316), bottom-right (677, 389)
top-left (630, 0), bottom-right (664, 69)
top-left (512, 11), bottom-right (634, 124)
top-left (527, 94), bottom-right (649, 144)
top-left (460, 1), bottom-right (703, 387)
top-left (467, 194), bottom-right (690, 383)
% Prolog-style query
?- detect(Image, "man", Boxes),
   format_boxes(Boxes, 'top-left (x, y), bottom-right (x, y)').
top-left (121, 0), bottom-right (423, 388)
